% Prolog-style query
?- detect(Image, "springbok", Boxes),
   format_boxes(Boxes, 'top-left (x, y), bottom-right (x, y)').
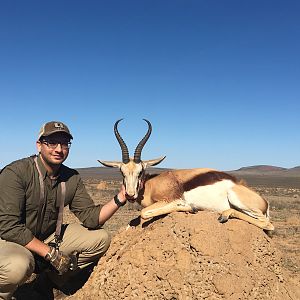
top-left (98, 119), bottom-right (274, 231)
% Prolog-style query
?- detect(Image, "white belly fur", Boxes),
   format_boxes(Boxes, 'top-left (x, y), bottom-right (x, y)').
top-left (184, 180), bottom-right (235, 212)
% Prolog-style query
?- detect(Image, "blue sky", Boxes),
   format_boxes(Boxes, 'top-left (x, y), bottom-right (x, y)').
top-left (0, 0), bottom-right (299, 170)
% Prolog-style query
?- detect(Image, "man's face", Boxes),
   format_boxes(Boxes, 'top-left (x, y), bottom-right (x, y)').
top-left (36, 132), bottom-right (71, 167)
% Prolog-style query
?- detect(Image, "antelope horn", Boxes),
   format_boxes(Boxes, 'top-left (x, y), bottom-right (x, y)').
top-left (134, 119), bottom-right (152, 163)
top-left (114, 119), bottom-right (130, 163)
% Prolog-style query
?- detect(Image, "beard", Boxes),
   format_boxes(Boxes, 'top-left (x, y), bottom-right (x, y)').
top-left (40, 152), bottom-right (68, 169)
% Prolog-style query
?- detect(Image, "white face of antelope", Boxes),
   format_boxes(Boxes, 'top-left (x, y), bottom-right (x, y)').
top-left (98, 119), bottom-right (166, 202)
top-left (120, 160), bottom-right (144, 200)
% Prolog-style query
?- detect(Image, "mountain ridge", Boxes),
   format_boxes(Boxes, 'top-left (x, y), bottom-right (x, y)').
top-left (76, 165), bottom-right (300, 179)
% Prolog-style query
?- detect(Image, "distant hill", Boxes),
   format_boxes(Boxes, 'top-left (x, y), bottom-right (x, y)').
top-left (1, 164), bottom-right (299, 178)
top-left (235, 165), bottom-right (287, 172)
top-left (76, 165), bottom-right (300, 189)
top-left (229, 165), bottom-right (300, 188)
top-left (288, 166), bottom-right (300, 172)
top-left (231, 165), bottom-right (300, 176)
top-left (76, 166), bottom-right (169, 180)
top-left (76, 167), bottom-right (122, 180)
top-left (1, 164), bottom-right (298, 181)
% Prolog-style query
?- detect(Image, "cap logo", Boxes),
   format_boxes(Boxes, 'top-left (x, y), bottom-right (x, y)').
top-left (54, 122), bottom-right (65, 130)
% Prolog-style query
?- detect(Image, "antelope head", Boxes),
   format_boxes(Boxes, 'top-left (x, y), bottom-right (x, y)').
top-left (98, 119), bottom-right (165, 200)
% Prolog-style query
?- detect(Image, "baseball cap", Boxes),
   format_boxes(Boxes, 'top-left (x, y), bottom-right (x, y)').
top-left (38, 121), bottom-right (73, 140)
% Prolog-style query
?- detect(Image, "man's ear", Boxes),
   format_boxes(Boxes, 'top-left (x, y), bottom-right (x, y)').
top-left (36, 140), bottom-right (42, 153)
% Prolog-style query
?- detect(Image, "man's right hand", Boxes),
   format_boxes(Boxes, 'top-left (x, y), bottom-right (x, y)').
top-left (45, 246), bottom-right (72, 275)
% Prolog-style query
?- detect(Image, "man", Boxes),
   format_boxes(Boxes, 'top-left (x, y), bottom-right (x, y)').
top-left (0, 121), bottom-right (127, 300)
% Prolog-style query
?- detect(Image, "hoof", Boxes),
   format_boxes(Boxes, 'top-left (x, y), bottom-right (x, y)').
top-left (264, 229), bottom-right (275, 238)
top-left (218, 215), bottom-right (228, 223)
top-left (264, 225), bottom-right (276, 237)
top-left (264, 223), bottom-right (275, 231)
top-left (129, 216), bottom-right (141, 227)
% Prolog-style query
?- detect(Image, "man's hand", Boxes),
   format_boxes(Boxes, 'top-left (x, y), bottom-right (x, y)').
top-left (45, 246), bottom-right (71, 275)
top-left (118, 184), bottom-right (127, 203)
top-left (114, 185), bottom-right (127, 207)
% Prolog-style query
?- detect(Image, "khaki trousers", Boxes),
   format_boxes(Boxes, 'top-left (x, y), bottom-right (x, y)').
top-left (0, 223), bottom-right (110, 300)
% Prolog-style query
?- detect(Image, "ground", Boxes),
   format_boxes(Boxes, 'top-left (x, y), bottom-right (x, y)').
top-left (68, 212), bottom-right (299, 300)
top-left (15, 178), bottom-right (300, 299)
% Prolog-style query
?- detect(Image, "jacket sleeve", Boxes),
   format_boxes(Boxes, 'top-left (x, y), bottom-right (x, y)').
top-left (0, 165), bottom-right (35, 246)
top-left (69, 177), bottom-right (102, 229)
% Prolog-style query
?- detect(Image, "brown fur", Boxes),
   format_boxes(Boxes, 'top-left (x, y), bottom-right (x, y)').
top-left (232, 185), bottom-right (268, 214)
top-left (142, 170), bottom-right (239, 202)
top-left (139, 171), bottom-right (184, 205)
top-left (141, 170), bottom-right (239, 205)
top-left (182, 171), bottom-right (239, 192)
top-left (144, 173), bottom-right (160, 180)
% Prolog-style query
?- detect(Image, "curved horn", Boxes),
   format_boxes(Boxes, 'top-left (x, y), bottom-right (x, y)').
top-left (114, 119), bottom-right (130, 163)
top-left (134, 119), bottom-right (152, 163)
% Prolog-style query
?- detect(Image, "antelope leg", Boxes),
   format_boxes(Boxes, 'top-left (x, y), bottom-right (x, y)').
top-left (141, 199), bottom-right (193, 219)
top-left (218, 208), bottom-right (274, 231)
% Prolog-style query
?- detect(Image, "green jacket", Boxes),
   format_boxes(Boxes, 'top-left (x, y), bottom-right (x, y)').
top-left (0, 155), bottom-right (102, 246)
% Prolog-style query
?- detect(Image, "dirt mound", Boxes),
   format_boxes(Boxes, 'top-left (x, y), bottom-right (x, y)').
top-left (69, 211), bottom-right (297, 300)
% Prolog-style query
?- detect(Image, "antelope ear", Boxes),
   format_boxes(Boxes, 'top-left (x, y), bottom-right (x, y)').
top-left (98, 160), bottom-right (122, 168)
top-left (143, 156), bottom-right (166, 168)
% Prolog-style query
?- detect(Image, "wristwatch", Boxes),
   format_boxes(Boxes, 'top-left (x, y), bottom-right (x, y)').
top-left (114, 194), bottom-right (126, 208)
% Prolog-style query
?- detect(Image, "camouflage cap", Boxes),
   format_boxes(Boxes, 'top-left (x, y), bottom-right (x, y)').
top-left (38, 121), bottom-right (73, 140)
